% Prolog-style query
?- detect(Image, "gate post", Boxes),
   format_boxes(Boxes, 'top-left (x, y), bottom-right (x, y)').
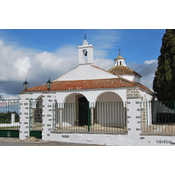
top-left (127, 98), bottom-right (142, 145)
top-left (19, 95), bottom-right (30, 140)
top-left (42, 94), bottom-right (55, 141)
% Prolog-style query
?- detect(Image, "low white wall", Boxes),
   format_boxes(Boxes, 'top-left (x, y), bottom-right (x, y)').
top-left (50, 133), bottom-right (130, 146)
top-left (50, 132), bottom-right (175, 146)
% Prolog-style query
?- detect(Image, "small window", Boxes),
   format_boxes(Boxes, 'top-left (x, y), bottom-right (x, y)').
top-left (120, 61), bottom-right (121, 65)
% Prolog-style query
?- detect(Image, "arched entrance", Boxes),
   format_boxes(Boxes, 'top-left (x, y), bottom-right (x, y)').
top-left (94, 91), bottom-right (126, 128)
top-left (64, 93), bottom-right (89, 126)
top-left (55, 93), bottom-right (89, 129)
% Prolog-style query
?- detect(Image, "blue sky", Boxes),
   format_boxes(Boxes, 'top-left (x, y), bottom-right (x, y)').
top-left (0, 29), bottom-right (166, 98)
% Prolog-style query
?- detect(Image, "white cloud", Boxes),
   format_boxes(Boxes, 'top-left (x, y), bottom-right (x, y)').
top-left (0, 40), bottom-right (79, 82)
top-left (0, 40), bottom-right (35, 81)
top-left (127, 59), bottom-right (158, 90)
top-left (55, 45), bottom-right (78, 58)
top-left (94, 58), bottom-right (114, 70)
top-left (0, 40), bottom-right (80, 97)
top-left (14, 57), bottom-right (31, 78)
top-left (144, 60), bottom-right (156, 65)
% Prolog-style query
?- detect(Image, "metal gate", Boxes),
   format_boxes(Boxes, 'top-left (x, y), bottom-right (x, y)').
top-left (52, 101), bottom-right (127, 133)
top-left (53, 102), bottom-right (90, 132)
top-left (29, 98), bottom-right (42, 139)
top-left (0, 99), bottom-right (19, 137)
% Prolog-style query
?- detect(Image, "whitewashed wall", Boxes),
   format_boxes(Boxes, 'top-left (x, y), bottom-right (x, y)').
top-left (56, 88), bottom-right (126, 104)
top-left (20, 87), bottom-right (175, 146)
top-left (53, 64), bottom-right (117, 81)
top-left (120, 74), bottom-right (140, 83)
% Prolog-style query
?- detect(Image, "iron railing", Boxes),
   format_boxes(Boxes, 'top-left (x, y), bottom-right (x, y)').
top-left (141, 101), bottom-right (175, 134)
top-left (0, 99), bottom-right (19, 130)
top-left (52, 102), bottom-right (127, 133)
top-left (28, 98), bottom-right (43, 139)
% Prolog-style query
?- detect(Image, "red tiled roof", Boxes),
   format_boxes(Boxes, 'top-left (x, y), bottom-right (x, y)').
top-left (23, 77), bottom-right (153, 94)
top-left (108, 65), bottom-right (142, 77)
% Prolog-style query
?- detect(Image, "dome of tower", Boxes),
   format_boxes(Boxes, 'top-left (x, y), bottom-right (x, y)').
top-left (108, 52), bottom-right (142, 83)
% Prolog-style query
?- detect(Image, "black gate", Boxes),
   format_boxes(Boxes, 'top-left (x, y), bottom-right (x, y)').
top-left (29, 98), bottom-right (42, 139)
top-left (0, 99), bottom-right (19, 137)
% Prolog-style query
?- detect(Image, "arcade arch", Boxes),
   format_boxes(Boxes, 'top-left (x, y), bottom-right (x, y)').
top-left (94, 91), bottom-right (126, 127)
top-left (56, 93), bottom-right (89, 127)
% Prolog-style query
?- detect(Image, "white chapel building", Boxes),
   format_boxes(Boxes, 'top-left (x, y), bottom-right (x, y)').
top-left (19, 38), bottom-right (154, 141)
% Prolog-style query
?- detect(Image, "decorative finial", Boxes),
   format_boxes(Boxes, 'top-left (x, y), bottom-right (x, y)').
top-left (118, 48), bottom-right (121, 56)
top-left (84, 34), bottom-right (86, 40)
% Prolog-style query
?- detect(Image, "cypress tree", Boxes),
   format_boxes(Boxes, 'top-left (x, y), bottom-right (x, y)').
top-left (153, 29), bottom-right (175, 101)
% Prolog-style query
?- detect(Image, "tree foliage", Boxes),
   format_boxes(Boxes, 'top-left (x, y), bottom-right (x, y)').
top-left (153, 29), bottom-right (175, 101)
top-left (0, 111), bottom-right (19, 123)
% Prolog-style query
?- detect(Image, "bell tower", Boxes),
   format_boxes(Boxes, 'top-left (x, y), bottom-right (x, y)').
top-left (78, 35), bottom-right (93, 65)
top-left (114, 53), bottom-right (126, 67)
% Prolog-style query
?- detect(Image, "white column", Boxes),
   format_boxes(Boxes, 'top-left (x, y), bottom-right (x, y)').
top-left (11, 113), bottom-right (15, 124)
top-left (90, 108), bottom-right (94, 126)
top-left (59, 108), bottom-right (63, 127)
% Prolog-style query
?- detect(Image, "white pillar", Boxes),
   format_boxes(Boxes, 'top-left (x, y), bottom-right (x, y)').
top-left (11, 113), bottom-right (15, 124)
top-left (90, 108), bottom-right (94, 126)
top-left (59, 108), bottom-right (63, 127)
top-left (127, 98), bottom-right (142, 145)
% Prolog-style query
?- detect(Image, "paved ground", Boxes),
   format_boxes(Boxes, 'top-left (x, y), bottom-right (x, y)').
top-left (0, 137), bottom-right (99, 146)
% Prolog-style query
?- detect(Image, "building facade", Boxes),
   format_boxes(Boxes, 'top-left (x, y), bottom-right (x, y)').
top-left (19, 39), bottom-right (155, 145)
